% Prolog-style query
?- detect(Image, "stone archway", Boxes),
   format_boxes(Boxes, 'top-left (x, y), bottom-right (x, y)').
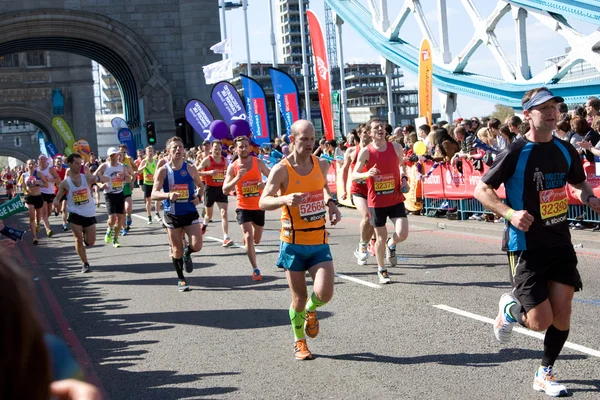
top-left (0, 104), bottom-right (60, 148)
top-left (0, 147), bottom-right (33, 162)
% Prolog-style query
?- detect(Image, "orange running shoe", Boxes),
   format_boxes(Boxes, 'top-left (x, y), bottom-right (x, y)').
top-left (294, 339), bottom-right (313, 360)
top-left (252, 268), bottom-right (262, 281)
top-left (305, 311), bottom-right (319, 338)
top-left (222, 238), bottom-right (234, 247)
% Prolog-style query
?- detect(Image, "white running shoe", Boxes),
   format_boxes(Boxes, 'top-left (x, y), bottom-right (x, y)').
top-left (378, 269), bottom-right (391, 284)
top-left (494, 292), bottom-right (518, 344)
top-left (533, 366), bottom-right (568, 397)
top-left (354, 245), bottom-right (368, 266)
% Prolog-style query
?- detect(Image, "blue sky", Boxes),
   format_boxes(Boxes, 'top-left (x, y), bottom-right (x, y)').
top-left (223, 0), bottom-right (597, 119)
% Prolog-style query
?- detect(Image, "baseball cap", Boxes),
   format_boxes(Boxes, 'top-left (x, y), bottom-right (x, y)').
top-left (523, 89), bottom-right (564, 111)
top-left (107, 147), bottom-right (118, 156)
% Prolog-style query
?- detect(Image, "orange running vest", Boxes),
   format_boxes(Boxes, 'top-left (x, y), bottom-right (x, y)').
top-left (234, 157), bottom-right (262, 210)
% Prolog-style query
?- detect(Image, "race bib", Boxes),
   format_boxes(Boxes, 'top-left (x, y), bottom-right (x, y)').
top-left (111, 176), bottom-right (123, 191)
top-left (73, 188), bottom-right (89, 205)
top-left (170, 183), bottom-right (189, 202)
top-left (299, 191), bottom-right (326, 222)
top-left (144, 173), bottom-right (154, 182)
top-left (539, 187), bottom-right (568, 225)
top-left (241, 180), bottom-right (260, 198)
top-left (213, 170), bottom-right (225, 183)
top-left (374, 173), bottom-right (395, 196)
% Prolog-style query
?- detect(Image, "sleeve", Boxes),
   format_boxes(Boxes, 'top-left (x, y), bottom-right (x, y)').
top-left (567, 145), bottom-right (587, 185)
top-left (481, 146), bottom-right (518, 189)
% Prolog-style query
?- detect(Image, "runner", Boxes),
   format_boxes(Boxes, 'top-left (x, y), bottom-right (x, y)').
top-left (351, 118), bottom-right (410, 284)
top-left (1, 168), bottom-right (16, 199)
top-left (223, 136), bottom-right (271, 281)
top-left (53, 157), bottom-right (69, 231)
top-left (22, 159), bottom-right (48, 245)
top-left (474, 87), bottom-right (600, 397)
top-left (134, 149), bottom-right (144, 189)
top-left (94, 147), bottom-right (130, 248)
top-left (341, 125), bottom-right (375, 265)
top-left (86, 152), bottom-right (101, 207)
top-left (37, 154), bottom-right (60, 238)
top-left (137, 146), bottom-right (162, 224)
top-left (118, 144), bottom-right (136, 235)
top-left (259, 119), bottom-right (341, 360)
top-left (197, 140), bottom-right (232, 245)
top-left (151, 137), bottom-right (203, 292)
top-left (54, 154), bottom-right (107, 273)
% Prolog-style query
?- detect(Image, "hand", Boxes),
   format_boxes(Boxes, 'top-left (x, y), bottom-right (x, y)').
top-left (50, 379), bottom-right (103, 400)
top-left (401, 179), bottom-right (410, 193)
top-left (509, 210), bottom-right (534, 232)
top-left (328, 203), bottom-right (342, 225)
top-left (237, 168), bottom-right (248, 178)
top-left (169, 192), bottom-right (180, 201)
top-left (589, 197), bottom-right (600, 214)
top-left (257, 181), bottom-right (265, 191)
top-left (284, 192), bottom-right (304, 207)
top-left (577, 141), bottom-right (592, 150)
top-left (192, 196), bottom-right (200, 206)
top-left (367, 163), bottom-right (380, 178)
top-left (341, 190), bottom-right (347, 200)
top-left (116, 172), bottom-right (124, 179)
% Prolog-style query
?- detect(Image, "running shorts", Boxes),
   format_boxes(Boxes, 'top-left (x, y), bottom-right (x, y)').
top-left (276, 242), bottom-right (333, 272)
top-left (123, 183), bottom-right (133, 198)
top-left (41, 193), bottom-right (55, 203)
top-left (25, 194), bottom-right (44, 209)
top-left (163, 211), bottom-right (200, 229)
top-left (236, 209), bottom-right (265, 226)
top-left (369, 202), bottom-right (407, 228)
top-left (204, 185), bottom-right (228, 208)
top-left (68, 213), bottom-right (97, 228)
top-left (104, 192), bottom-right (125, 215)
top-left (508, 246), bottom-right (581, 313)
top-left (143, 184), bottom-right (153, 198)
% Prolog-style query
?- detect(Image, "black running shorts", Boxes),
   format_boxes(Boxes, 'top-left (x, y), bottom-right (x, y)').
top-left (508, 246), bottom-right (581, 313)
top-left (41, 193), bottom-right (55, 203)
top-left (68, 213), bottom-right (97, 228)
top-left (204, 185), bottom-right (228, 208)
top-left (163, 211), bottom-right (200, 229)
top-left (25, 194), bottom-right (44, 209)
top-left (236, 209), bottom-right (265, 226)
top-left (104, 192), bottom-right (125, 215)
top-left (368, 202), bottom-right (407, 228)
top-left (143, 184), bottom-right (153, 198)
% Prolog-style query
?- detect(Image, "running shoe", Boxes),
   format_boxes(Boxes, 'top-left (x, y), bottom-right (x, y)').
top-left (294, 339), bottom-right (313, 361)
top-left (104, 229), bottom-right (112, 243)
top-left (46, 229), bottom-right (53, 238)
top-left (252, 268), bottom-right (262, 281)
top-left (354, 244), bottom-right (368, 266)
top-left (33, 238), bottom-right (38, 245)
top-left (62, 224), bottom-right (68, 231)
top-left (222, 238), bottom-right (234, 247)
top-left (54, 209), bottom-right (59, 217)
top-left (183, 247), bottom-right (194, 273)
top-left (112, 238), bottom-right (121, 248)
top-left (121, 228), bottom-right (128, 236)
top-left (154, 213), bottom-right (161, 222)
top-left (178, 279), bottom-right (190, 292)
top-left (201, 223), bottom-right (208, 234)
top-left (494, 292), bottom-right (518, 344)
top-left (593, 224), bottom-right (600, 232)
top-left (148, 216), bottom-right (153, 225)
top-left (532, 366), bottom-right (568, 397)
top-left (126, 215), bottom-right (132, 228)
top-left (385, 238), bottom-right (397, 267)
top-left (378, 269), bottom-right (391, 284)
top-left (305, 311), bottom-right (319, 338)
top-left (81, 263), bottom-right (91, 274)
top-left (367, 238), bottom-right (376, 257)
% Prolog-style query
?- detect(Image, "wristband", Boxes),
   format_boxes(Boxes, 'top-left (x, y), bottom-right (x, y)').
top-left (326, 198), bottom-right (337, 207)
top-left (505, 208), bottom-right (514, 220)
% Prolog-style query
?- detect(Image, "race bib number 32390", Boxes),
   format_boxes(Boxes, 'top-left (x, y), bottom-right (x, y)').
top-left (539, 187), bottom-right (567, 221)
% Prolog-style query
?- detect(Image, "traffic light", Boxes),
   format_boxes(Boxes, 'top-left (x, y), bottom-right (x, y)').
top-left (145, 121), bottom-right (156, 145)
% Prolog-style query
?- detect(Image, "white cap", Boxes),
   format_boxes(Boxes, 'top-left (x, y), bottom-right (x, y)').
top-left (107, 147), bottom-right (118, 156)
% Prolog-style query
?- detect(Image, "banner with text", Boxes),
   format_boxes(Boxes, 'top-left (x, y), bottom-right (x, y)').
top-left (117, 128), bottom-right (136, 159)
top-left (240, 74), bottom-right (270, 146)
top-left (45, 141), bottom-right (58, 159)
top-left (418, 39), bottom-right (433, 125)
top-left (37, 132), bottom-right (49, 157)
top-left (74, 139), bottom-right (92, 162)
top-left (332, 90), bottom-right (341, 140)
top-left (269, 67), bottom-right (300, 137)
top-left (211, 81), bottom-right (246, 126)
top-left (52, 117), bottom-right (75, 152)
top-left (185, 99), bottom-right (214, 141)
top-left (0, 195), bottom-right (27, 219)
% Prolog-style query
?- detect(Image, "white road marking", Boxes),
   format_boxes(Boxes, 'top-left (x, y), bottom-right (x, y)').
top-left (335, 272), bottom-right (381, 289)
top-left (204, 236), bottom-right (266, 253)
top-left (433, 304), bottom-right (600, 358)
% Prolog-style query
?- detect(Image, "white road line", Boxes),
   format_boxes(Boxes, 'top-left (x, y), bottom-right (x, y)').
top-left (433, 304), bottom-right (600, 358)
top-left (335, 273), bottom-right (381, 289)
top-left (204, 236), bottom-right (266, 253)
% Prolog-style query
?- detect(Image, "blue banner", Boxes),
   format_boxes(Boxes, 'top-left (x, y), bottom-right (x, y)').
top-left (46, 141), bottom-right (58, 159)
top-left (211, 81), bottom-right (246, 125)
top-left (269, 67), bottom-right (300, 137)
top-left (185, 99), bottom-right (214, 140)
top-left (240, 75), bottom-right (270, 146)
top-left (117, 128), bottom-right (136, 159)
top-left (38, 132), bottom-right (49, 157)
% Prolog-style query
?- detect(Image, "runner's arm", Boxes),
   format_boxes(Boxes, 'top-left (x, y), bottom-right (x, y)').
top-left (222, 163), bottom-right (238, 194)
top-left (318, 158), bottom-right (342, 225)
top-left (340, 147), bottom-right (354, 196)
top-left (257, 159), bottom-right (271, 191)
top-left (351, 148), bottom-right (371, 182)
top-left (259, 163), bottom-right (292, 210)
top-left (197, 157), bottom-right (214, 176)
top-left (50, 168), bottom-right (60, 182)
top-left (151, 167), bottom-right (170, 201)
top-left (94, 163), bottom-right (106, 179)
top-left (138, 159), bottom-right (148, 171)
top-left (53, 180), bottom-right (68, 207)
top-left (186, 164), bottom-right (204, 197)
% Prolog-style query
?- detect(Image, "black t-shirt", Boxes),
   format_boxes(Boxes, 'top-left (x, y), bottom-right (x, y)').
top-left (482, 136), bottom-right (586, 252)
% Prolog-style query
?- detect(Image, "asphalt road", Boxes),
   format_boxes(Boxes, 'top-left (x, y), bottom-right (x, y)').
top-left (5, 189), bottom-right (600, 400)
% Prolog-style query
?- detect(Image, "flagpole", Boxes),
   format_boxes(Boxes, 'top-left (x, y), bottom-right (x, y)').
top-left (298, 0), bottom-right (311, 121)
top-left (268, 0), bottom-right (283, 137)
top-left (242, 0), bottom-right (252, 76)
top-left (218, 0), bottom-right (228, 61)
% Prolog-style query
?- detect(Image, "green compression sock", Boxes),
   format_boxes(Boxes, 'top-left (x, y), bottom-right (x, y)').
top-left (289, 307), bottom-right (306, 340)
top-left (306, 292), bottom-right (327, 312)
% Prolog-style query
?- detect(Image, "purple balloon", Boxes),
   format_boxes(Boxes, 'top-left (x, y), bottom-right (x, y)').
top-left (209, 120), bottom-right (229, 140)
top-left (230, 119), bottom-right (252, 138)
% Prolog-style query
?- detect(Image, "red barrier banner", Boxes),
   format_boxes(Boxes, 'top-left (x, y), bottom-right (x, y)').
top-left (567, 162), bottom-right (600, 204)
top-left (327, 163), bottom-right (337, 195)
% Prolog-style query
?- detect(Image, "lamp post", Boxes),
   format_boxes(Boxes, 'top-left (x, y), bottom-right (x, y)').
top-left (268, 0), bottom-right (283, 137)
top-left (218, 0), bottom-right (228, 61)
top-left (241, 0), bottom-right (252, 76)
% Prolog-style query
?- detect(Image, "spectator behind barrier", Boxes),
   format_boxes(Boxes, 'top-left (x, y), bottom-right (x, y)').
top-left (417, 124), bottom-right (431, 146)
top-left (432, 128), bottom-right (460, 163)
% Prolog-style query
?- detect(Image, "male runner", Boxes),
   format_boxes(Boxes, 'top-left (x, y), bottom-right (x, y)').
top-left (118, 144), bottom-right (136, 234)
top-left (352, 118), bottom-right (409, 284)
top-left (475, 87), bottom-right (600, 397)
top-left (260, 120), bottom-right (341, 360)
top-left (1, 168), bottom-right (16, 199)
top-left (95, 147), bottom-right (130, 248)
top-left (37, 154), bottom-right (60, 237)
top-left (54, 154), bottom-right (107, 273)
top-left (341, 125), bottom-right (375, 265)
top-left (53, 157), bottom-right (69, 231)
top-left (223, 136), bottom-right (271, 281)
top-left (152, 137), bottom-right (203, 292)
top-left (86, 152), bottom-right (101, 207)
top-left (137, 146), bottom-right (161, 224)
top-left (198, 140), bottom-right (232, 245)
top-left (23, 159), bottom-right (47, 245)
top-left (134, 149), bottom-right (144, 188)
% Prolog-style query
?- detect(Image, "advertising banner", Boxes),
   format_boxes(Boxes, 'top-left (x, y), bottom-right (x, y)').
top-left (332, 90), bottom-right (341, 141)
top-left (240, 74), bottom-right (270, 146)
top-left (74, 139), bottom-right (92, 162)
top-left (37, 132), bottom-right (49, 157)
top-left (117, 128), bottom-right (136, 159)
top-left (306, 10), bottom-right (334, 141)
top-left (0, 195), bottom-right (27, 219)
top-left (185, 99), bottom-right (214, 141)
top-left (269, 67), bottom-right (300, 137)
top-left (111, 117), bottom-right (128, 131)
top-left (418, 39), bottom-right (433, 125)
top-left (52, 117), bottom-right (75, 151)
top-left (45, 141), bottom-right (58, 159)
top-left (211, 81), bottom-right (246, 125)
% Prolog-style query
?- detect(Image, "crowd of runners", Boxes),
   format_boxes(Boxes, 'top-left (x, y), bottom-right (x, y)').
top-left (2, 87), bottom-right (600, 397)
